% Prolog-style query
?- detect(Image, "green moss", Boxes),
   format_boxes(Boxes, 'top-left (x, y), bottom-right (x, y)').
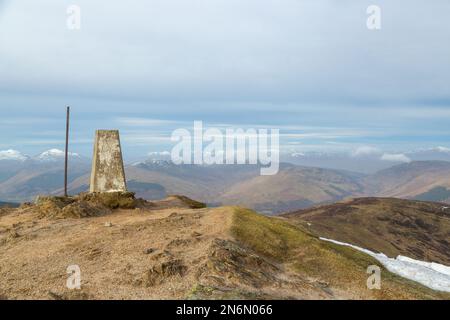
top-left (230, 207), bottom-right (313, 261)
top-left (230, 207), bottom-right (450, 300)
top-left (78, 192), bottom-right (136, 209)
top-left (35, 195), bottom-right (76, 208)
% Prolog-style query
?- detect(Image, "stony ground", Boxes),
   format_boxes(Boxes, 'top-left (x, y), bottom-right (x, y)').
top-left (0, 196), bottom-right (448, 300)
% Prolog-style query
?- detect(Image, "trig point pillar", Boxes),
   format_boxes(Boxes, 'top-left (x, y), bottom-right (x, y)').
top-left (89, 130), bottom-right (127, 193)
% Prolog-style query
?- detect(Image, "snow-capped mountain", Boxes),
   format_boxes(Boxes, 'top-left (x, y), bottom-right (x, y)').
top-left (0, 150), bottom-right (29, 162)
top-left (132, 159), bottom-right (176, 169)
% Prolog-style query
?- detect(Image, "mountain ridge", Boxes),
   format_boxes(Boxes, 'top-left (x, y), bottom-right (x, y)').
top-left (2, 157), bottom-right (450, 213)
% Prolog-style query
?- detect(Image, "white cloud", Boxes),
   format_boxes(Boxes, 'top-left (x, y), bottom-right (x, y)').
top-left (115, 118), bottom-right (179, 127)
top-left (435, 146), bottom-right (450, 153)
top-left (1, 0), bottom-right (449, 103)
top-left (380, 153), bottom-right (411, 163)
top-left (351, 146), bottom-right (381, 157)
top-left (148, 151), bottom-right (170, 156)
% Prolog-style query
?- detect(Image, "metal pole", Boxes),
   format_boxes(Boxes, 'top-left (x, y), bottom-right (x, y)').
top-left (64, 106), bottom-right (70, 197)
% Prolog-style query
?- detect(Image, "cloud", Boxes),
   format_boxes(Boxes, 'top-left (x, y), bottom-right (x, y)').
top-left (380, 153), bottom-right (411, 163)
top-left (1, 1), bottom-right (450, 157)
top-left (0, 149), bottom-right (28, 161)
top-left (148, 151), bottom-right (170, 156)
top-left (351, 146), bottom-right (381, 157)
top-left (1, 0), bottom-right (449, 104)
top-left (115, 118), bottom-right (179, 127)
top-left (435, 146), bottom-right (450, 153)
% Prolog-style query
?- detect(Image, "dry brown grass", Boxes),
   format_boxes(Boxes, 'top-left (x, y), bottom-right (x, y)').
top-left (284, 197), bottom-right (450, 265)
top-left (0, 199), bottom-right (448, 300)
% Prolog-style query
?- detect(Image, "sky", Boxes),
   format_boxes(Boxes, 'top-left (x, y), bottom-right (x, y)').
top-left (0, 0), bottom-right (450, 161)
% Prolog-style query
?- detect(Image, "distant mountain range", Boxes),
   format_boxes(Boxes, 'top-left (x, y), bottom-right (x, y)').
top-left (0, 149), bottom-right (89, 203)
top-left (283, 146), bottom-right (450, 173)
top-left (2, 149), bottom-right (450, 213)
top-left (363, 161), bottom-right (450, 202)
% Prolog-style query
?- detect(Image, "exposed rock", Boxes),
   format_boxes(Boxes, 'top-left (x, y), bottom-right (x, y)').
top-left (166, 238), bottom-right (194, 249)
top-left (143, 248), bottom-right (155, 254)
top-left (199, 239), bottom-right (280, 288)
top-left (145, 259), bottom-right (188, 287)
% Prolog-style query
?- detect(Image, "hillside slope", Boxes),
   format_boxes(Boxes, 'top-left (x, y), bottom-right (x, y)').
top-left (0, 196), bottom-right (447, 300)
top-left (60, 163), bottom-right (365, 213)
top-left (283, 197), bottom-right (450, 265)
top-left (4, 159), bottom-right (450, 213)
top-left (219, 165), bottom-right (364, 214)
top-left (363, 161), bottom-right (450, 200)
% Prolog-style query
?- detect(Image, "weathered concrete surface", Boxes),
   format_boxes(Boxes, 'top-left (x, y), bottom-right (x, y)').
top-left (89, 130), bottom-right (127, 193)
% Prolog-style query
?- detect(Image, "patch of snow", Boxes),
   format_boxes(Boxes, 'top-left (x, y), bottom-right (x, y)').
top-left (0, 149), bottom-right (28, 161)
top-left (320, 237), bottom-right (450, 293)
top-left (396, 256), bottom-right (450, 277)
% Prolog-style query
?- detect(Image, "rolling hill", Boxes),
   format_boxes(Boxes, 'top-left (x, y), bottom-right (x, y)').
top-left (43, 162), bottom-right (365, 213)
top-left (3, 155), bottom-right (450, 214)
top-left (362, 161), bottom-right (450, 200)
top-left (218, 164), bottom-right (364, 214)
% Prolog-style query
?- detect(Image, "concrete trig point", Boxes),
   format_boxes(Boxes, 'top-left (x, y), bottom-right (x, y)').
top-left (90, 130), bottom-right (127, 193)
